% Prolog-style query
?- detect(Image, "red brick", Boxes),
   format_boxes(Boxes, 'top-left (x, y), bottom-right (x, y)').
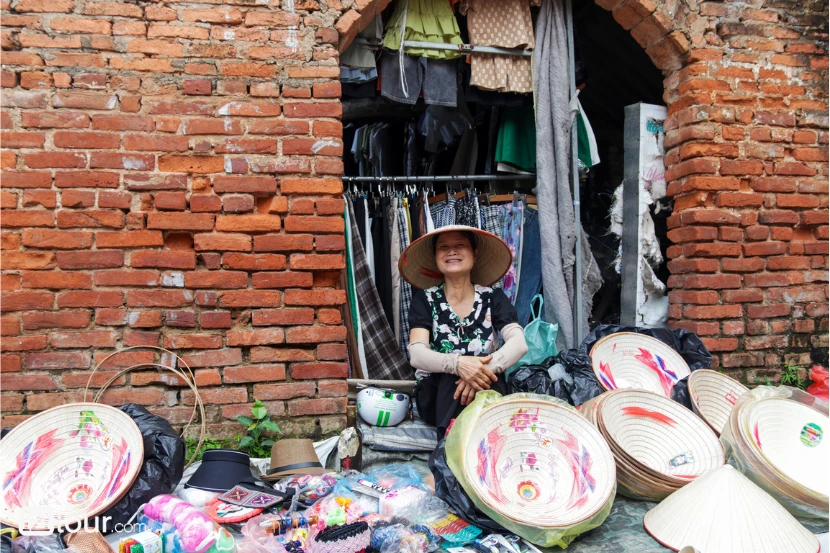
top-left (0, 211), bottom-right (55, 228)
top-left (222, 253), bottom-right (286, 271)
top-left (158, 155), bottom-right (225, 174)
top-left (252, 272), bottom-right (314, 289)
top-left (289, 253), bottom-right (345, 271)
top-left (2, 374), bottom-right (58, 391)
top-left (744, 273), bottom-right (790, 287)
top-left (147, 212), bottom-right (215, 231)
top-left (194, 233), bottom-right (252, 252)
top-left (281, 178), bottom-right (343, 195)
top-left (98, 191), bottom-right (132, 209)
top-left (227, 328), bottom-right (285, 346)
top-left (199, 311), bottom-right (231, 329)
top-left (1, 252), bottom-right (57, 270)
top-left (163, 333), bottom-right (223, 349)
top-left (253, 234), bottom-right (314, 252)
top-left (57, 210), bottom-right (125, 229)
top-left (701, 338), bottom-right (739, 353)
top-left (57, 290), bottom-right (122, 308)
top-left (94, 307), bottom-right (127, 326)
top-left (0, 291), bottom-right (54, 312)
top-left (180, 347), bottom-right (242, 368)
top-left (165, 310), bottom-right (196, 328)
top-left (130, 250), bottom-right (196, 269)
top-left (683, 274), bottom-right (742, 289)
top-left (0, 172), bottom-right (52, 188)
top-left (89, 153), bottom-right (154, 171)
top-left (191, 195), bottom-right (223, 213)
top-left (250, 347), bottom-right (314, 363)
top-left (252, 308), bottom-right (315, 326)
top-left (219, 290), bottom-right (281, 307)
top-left (213, 176), bottom-right (277, 195)
top-left (50, 330), bottom-right (117, 348)
top-left (215, 215), bottom-right (281, 232)
top-left (93, 269), bottom-right (159, 287)
top-left (683, 305), bottom-right (743, 319)
top-left (21, 310), bottom-right (90, 330)
top-left (722, 258), bottom-right (767, 272)
top-left (96, 231), bottom-right (164, 248)
top-left (317, 343), bottom-right (347, 360)
top-left (1, 335), bottom-right (48, 351)
top-left (253, 381), bottom-right (314, 400)
top-left (126, 290), bottom-right (192, 307)
top-left (1, 131), bottom-right (46, 148)
top-left (286, 326), bottom-right (347, 344)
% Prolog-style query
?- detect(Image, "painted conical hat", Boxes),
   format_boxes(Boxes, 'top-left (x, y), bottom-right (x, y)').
top-left (0, 403), bottom-right (144, 531)
top-left (598, 390), bottom-right (723, 483)
top-left (644, 465), bottom-right (819, 553)
top-left (745, 397), bottom-right (829, 500)
top-left (590, 333), bottom-right (691, 397)
top-left (459, 396), bottom-right (616, 528)
top-left (688, 370), bottom-right (749, 435)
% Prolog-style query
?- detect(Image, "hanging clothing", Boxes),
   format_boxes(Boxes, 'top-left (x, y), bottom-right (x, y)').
top-left (346, 198), bottom-right (412, 381)
top-left (460, 0), bottom-right (540, 93)
top-left (397, 199), bottom-right (414, 355)
top-left (341, 14), bottom-right (382, 71)
top-left (383, 0), bottom-right (463, 59)
top-left (497, 203), bottom-right (522, 303)
top-left (372, 197), bottom-right (395, 329)
top-left (534, 0), bottom-right (603, 347)
top-left (481, 204), bottom-right (501, 237)
top-left (381, 52), bottom-right (458, 107)
top-left (514, 207), bottom-right (542, 325)
top-left (409, 195), bottom-right (423, 241)
top-left (577, 98), bottom-right (601, 169)
top-left (495, 105), bottom-right (536, 173)
top-left (423, 192), bottom-right (436, 233)
top-left (390, 198), bottom-right (403, 345)
top-left (363, 197), bottom-right (375, 282)
top-left (429, 196), bottom-right (456, 229)
top-left (454, 193), bottom-right (480, 227)
top-left (344, 199), bottom-right (368, 374)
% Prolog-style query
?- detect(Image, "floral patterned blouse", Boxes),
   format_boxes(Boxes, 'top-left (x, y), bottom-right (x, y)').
top-left (409, 284), bottom-right (518, 377)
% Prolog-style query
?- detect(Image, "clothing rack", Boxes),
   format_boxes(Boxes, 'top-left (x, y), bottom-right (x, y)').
top-left (351, 38), bottom-right (533, 58)
top-left (342, 175), bottom-right (535, 183)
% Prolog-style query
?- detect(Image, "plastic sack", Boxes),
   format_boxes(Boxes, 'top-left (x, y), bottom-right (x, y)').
top-left (444, 391), bottom-right (615, 547)
top-left (807, 366), bottom-right (829, 401)
top-left (428, 438), bottom-right (507, 533)
top-left (97, 404), bottom-right (185, 530)
top-left (510, 295), bottom-right (558, 374)
top-left (581, 324), bottom-right (712, 409)
top-left (235, 514), bottom-right (303, 553)
top-left (507, 350), bottom-right (604, 407)
top-left (371, 524), bottom-right (429, 553)
top-left (368, 464), bottom-right (425, 491)
top-left (10, 536), bottom-right (70, 553)
top-left (720, 385), bottom-right (828, 519)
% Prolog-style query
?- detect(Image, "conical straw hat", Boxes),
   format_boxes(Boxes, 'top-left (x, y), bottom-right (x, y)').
top-left (0, 402), bottom-right (144, 531)
top-left (459, 396), bottom-right (616, 528)
top-left (644, 465), bottom-right (819, 553)
top-left (398, 225), bottom-right (512, 290)
top-left (745, 398), bottom-right (829, 499)
top-left (590, 333), bottom-right (691, 397)
top-left (688, 370), bottom-right (748, 435)
top-left (598, 390), bottom-right (723, 484)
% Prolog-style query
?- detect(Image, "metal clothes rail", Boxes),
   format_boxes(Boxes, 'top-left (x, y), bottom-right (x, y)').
top-left (342, 174), bottom-right (535, 183)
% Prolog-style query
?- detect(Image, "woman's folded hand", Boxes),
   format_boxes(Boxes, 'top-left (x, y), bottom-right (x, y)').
top-left (456, 355), bottom-right (497, 390)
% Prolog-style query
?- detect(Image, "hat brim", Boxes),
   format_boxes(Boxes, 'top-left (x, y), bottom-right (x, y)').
top-left (260, 465), bottom-right (330, 481)
top-left (399, 225), bottom-right (513, 290)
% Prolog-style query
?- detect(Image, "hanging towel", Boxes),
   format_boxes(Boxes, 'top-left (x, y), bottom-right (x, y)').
top-left (577, 98), bottom-right (601, 169)
top-left (346, 199), bottom-right (413, 381)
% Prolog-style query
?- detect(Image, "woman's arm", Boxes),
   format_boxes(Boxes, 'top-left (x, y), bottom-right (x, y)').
top-left (485, 322), bottom-right (528, 374)
top-left (409, 328), bottom-right (497, 389)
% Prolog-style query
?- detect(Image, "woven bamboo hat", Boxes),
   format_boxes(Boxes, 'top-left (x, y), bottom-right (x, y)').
top-left (688, 369), bottom-right (748, 435)
top-left (596, 390), bottom-right (723, 500)
top-left (459, 396), bottom-right (617, 529)
top-left (644, 465), bottom-right (819, 553)
top-left (745, 397), bottom-right (828, 499)
top-left (398, 225), bottom-right (512, 290)
top-left (590, 332), bottom-right (691, 397)
top-left (0, 403), bottom-right (144, 531)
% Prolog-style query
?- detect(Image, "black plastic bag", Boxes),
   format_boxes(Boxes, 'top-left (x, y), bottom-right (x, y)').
top-left (428, 437), bottom-right (506, 532)
top-left (508, 350), bottom-right (603, 407)
top-left (580, 324), bottom-right (712, 409)
top-left (97, 404), bottom-right (185, 530)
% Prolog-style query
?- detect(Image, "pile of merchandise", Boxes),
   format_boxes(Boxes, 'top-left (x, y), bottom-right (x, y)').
top-left (0, 332), bottom-right (827, 553)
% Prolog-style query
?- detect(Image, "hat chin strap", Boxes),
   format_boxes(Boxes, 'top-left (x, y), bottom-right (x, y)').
top-left (267, 461), bottom-right (323, 475)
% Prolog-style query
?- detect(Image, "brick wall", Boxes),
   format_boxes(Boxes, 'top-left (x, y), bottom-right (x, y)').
top-left (0, 0), bottom-right (351, 436)
top-left (1, 0), bottom-right (828, 431)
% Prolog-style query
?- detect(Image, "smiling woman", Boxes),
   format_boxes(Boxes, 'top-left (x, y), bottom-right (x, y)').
top-left (398, 225), bottom-right (529, 439)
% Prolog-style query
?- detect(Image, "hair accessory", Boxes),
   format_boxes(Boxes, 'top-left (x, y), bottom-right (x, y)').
top-left (308, 522), bottom-right (370, 553)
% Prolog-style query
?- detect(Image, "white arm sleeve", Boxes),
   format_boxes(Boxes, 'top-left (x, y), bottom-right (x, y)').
top-left (487, 323), bottom-right (529, 374)
top-left (408, 340), bottom-right (459, 375)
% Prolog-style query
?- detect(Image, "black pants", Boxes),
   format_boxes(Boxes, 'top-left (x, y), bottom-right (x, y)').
top-left (416, 373), bottom-right (509, 439)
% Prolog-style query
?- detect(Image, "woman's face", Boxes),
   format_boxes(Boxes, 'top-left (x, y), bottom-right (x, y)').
top-left (435, 232), bottom-right (476, 277)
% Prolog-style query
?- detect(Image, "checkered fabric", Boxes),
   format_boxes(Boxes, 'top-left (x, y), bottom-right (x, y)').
top-left (347, 199), bottom-right (413, 381)
top-left (397, 201), bottom-right (413, 357)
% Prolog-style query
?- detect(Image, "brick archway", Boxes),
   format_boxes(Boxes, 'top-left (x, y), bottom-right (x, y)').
top-left (334, 0), bottom-right (830, 378)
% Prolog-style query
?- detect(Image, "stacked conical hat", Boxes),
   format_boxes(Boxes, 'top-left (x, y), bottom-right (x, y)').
top-left (644, 465), bottom-right (819, 553)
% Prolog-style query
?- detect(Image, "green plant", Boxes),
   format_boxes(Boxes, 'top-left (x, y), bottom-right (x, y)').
top-left (781, 364), bottom-right (807, 390)
top-left (185, 436), bottom-right (236, 462)
top-left (236, 399), bottom-right (281, 458)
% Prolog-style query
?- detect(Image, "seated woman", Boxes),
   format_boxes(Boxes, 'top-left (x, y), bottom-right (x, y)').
top-left (399, 225), bottom-right (529, 438)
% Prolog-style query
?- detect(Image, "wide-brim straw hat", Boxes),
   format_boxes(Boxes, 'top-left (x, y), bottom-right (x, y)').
top-left (590, 332), bottom-right (691, 397)
top-left (644, 465), bottom-right (819, 553)
top-left (597, 390), bottom-right (723, 492)
top-left (688, 369), bottom-right (748, 435)
top-left (398, 225), bottom-right (512, 290)
top-left (745, 397), bottom-right (828, 499)
top-left (459, 396), bottom-right (616, 528)
top-left (261, 439), bottom-right (328, 481)
top-left (0, 402), bottom-right (144, 531)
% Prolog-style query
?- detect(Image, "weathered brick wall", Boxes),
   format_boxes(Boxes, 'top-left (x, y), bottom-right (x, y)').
top-left (1, 0), bottom-right (828, 431)
top-left (0, 0), bottom-right (351, 435)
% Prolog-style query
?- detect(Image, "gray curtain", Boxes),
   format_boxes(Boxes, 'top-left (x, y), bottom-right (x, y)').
top-left (534, 0), bottom-right (602, 349)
